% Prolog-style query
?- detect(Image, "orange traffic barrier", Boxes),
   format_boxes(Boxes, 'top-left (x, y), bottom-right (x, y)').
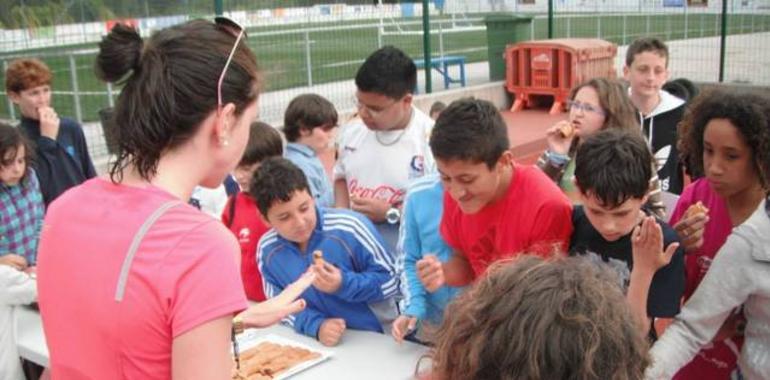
top-left (505, 38), bottom-right (617, 115)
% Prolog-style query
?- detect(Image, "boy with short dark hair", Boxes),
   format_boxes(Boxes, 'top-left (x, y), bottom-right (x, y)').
top-left (222, 121), bottom-right (283, 302)
top-left (283, 93), bottom-right (337, 208)
top-left (570, 128), bottom-right (685, 336)
top-left (5, 58), bottom-right (96, 206)
top-left (416, 98), bottom-right (572, 291)
top-left (624, 37), bottom-right (686, 194)
top-left (253, 158), bottom-right (399, 347)
top-left (335, 46), bottom-right (435, 249)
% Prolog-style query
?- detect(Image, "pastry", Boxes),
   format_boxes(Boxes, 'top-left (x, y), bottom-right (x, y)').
top-left (232, 341), bottom-right (322, 379)
top-left (559, 122), bottom-right (575, 138)
top-left (684, 201), bottom-right (709, 219)
top-left (313, 250), bottom-right (325, 266)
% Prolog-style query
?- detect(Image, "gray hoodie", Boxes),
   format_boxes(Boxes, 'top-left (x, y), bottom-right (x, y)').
top-left (646, 198), bottom-right (770, 380)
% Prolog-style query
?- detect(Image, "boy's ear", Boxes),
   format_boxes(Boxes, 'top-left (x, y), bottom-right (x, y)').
top-left (622, 65), bottom-right (630, 81)
top-left (258, 212), bottom-right (271, 227)
top-left (641, 192), bottom-right (650, 205)
top-left (401, 93), bottom-right (413, 108)
top-left (8, 91), bottom-right (21, 105)
top-left (497, 150), bottom-right (513, 170)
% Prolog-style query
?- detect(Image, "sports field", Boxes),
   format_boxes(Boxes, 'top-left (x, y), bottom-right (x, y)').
top-left (1, 12), bottom-right (768, 122)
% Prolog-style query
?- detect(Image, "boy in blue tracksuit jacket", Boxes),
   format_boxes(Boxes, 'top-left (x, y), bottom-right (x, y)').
top-left (252, 158), bottom-right (399, 347)
top-left (392, 175), bottom-right (463, 343)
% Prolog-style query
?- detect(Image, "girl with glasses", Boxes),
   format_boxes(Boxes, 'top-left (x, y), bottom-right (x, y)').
top-left (536, 78), bottom-right (665, 215)
top-left (36, 20), bottom-right (312, 379)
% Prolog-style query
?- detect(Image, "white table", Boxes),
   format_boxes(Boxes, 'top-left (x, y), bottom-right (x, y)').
top-left (15, 306), bottom-right (428, 379)
top-left (15, 305), bottom-right (48, 368)
top-left (247, 325), bottom-right (428, 380)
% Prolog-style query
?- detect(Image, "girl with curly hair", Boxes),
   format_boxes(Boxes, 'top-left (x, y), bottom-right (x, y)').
top-left (647, 90), bottom-right (770, 380)
top-left (426, 255), bottom-right (650, 380)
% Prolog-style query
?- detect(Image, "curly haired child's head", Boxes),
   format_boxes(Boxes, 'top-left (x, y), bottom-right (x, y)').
top-left (679, 90), bottom-right (770, 188)
top-left (429, 255), bottom-right (650, 380)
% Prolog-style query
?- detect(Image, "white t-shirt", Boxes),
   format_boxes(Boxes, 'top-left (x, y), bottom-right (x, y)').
top-left (334, 106), bottom-right (435, 207)
top-left (191, 184), bottom-right (228, 219)
top-left (0, 266), bottom-right (36, 380)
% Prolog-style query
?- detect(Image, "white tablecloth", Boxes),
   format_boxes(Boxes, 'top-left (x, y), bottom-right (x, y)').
top-left (15, 306), bottom-right (48, 368)
top-left (15, 306), bottom-right (428, 379)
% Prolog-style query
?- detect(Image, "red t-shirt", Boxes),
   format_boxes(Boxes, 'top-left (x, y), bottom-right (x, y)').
top-left (222, 192), bottom-right (269, 301)
top-left (440, 164), bottom-right (573, 277)
top-left (37, 178), bottom-right (247, 379)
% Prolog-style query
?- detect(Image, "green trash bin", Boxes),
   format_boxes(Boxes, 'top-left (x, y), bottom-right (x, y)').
top-left (484, 14), bottom-right (533, 81)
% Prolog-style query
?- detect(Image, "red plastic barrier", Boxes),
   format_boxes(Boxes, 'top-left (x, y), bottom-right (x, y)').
top-left (505, 38), bottom-right (617, 115)
top-left (105, 19), bottom-right (138, 32)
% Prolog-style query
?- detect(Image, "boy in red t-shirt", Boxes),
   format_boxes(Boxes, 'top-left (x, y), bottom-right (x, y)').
top-left (417, 99), bottom-right (573, 290)
top-left (222, 121), bottom-right (283, 301)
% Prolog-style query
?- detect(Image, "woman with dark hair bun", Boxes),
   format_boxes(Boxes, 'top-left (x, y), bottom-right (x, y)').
top-left (36, 20), bottom-right (313, 379)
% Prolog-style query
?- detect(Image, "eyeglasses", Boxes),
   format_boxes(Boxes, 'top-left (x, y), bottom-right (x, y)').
top-left (567, 100), bottom-right (605, 116)
top-left (215, 16), bottom-right (247, 115)
top-left (354, 95), bottom-right (402, 118)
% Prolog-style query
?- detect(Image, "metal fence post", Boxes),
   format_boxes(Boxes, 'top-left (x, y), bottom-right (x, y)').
top-left (106, 82), bottom-right (115, 108)
top-left (68, 54), bottom-right (83, 123)
top-left (530, 20), bottom-right (535, 40)
top-left (304, 30), bottom-right (313, 87)
top-left (719, 0), bottom-right (728, 83)
top-left (548, 0), bottom-right (554, 39)
top-left (646, 14), bottom-right (650, 36)
top-left (439, 20), bottom-right (445, 58)
top-left (597, 15), bottom-right (602, 38)
top-left (421, 0), bottom-right (432, 93)
top-left (622, 14), bottom-right (627, 45)
top-left (3, 60), bottom-right (16, 120)
top-left (699, 13), bottom-right (706, 37)
top-left (684, 5), bottom-right (688, 39)
top-left (215, 0), bottom-right (223, 17)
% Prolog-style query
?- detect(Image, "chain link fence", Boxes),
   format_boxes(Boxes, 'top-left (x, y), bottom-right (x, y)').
top-left (1, 0), bottom-right (768, 166)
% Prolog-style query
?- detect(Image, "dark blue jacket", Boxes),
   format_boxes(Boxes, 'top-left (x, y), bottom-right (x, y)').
top-left (19, 116), bottom-right (96, 207)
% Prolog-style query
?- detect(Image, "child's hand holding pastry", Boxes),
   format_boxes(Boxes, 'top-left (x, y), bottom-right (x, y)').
top-left (312, 251), bottom-right (342, 293)
top-left (673, 201), bottom-right (710, 251)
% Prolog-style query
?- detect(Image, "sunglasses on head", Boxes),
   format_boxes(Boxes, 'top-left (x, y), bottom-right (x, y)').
top-left (214, 16), bottom-right (248, 115)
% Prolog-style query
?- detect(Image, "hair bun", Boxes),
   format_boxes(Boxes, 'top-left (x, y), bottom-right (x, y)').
top-left (95, 23), bottom-right (143, 83)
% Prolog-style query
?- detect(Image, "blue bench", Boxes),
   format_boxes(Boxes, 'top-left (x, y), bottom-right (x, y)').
top-left (413, 55), bottom-right (466, 90)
